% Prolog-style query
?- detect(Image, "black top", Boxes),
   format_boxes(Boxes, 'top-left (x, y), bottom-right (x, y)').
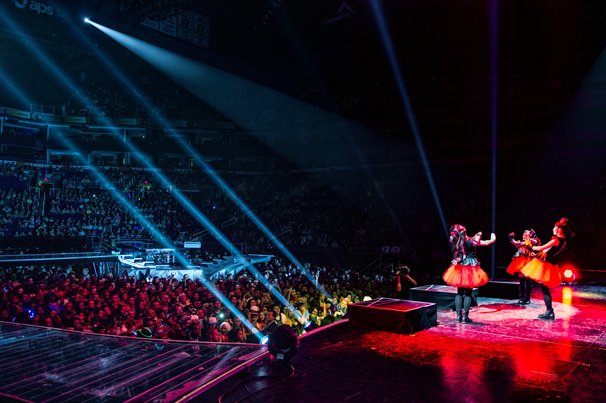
top-left (545, 236), bottom-right (567, 265)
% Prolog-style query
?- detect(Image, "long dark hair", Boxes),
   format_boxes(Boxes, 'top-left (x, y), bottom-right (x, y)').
top-left (449, 224), bottom-right (467, 259)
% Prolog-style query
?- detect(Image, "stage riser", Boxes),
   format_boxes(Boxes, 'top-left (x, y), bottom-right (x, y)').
top-left (479, 280), bottom-right (519, 299)
top-left (409, 285), bottom-right (478, 310)
top-left (348, 299), bottom-right (437, 334)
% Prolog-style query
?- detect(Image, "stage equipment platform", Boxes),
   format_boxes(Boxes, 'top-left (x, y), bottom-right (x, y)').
top-left (120, 254), bottom-right (273, 281)
top-left (479, 279), bottom-right (519, 299)
top-left (409, 284), bottom-right (478, 309)
top-left (347, 298), bottom-right (437, 333)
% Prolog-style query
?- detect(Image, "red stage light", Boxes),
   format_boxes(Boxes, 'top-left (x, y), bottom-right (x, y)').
top-left (560, 264), bottom-right (579, 283)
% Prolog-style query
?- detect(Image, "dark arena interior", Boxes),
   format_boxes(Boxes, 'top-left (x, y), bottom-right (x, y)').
top-left (0, 1), bottom-right (605, 402)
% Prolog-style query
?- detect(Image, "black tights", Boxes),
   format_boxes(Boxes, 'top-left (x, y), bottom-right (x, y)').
top-left (541, 284), bottom-right (553, 311)
top-left (455, 288), bottom-right (473, 315)
top-left (518, 276), bottom-right (533, 301)
top-left (457, 288), bottom-right (473, 297)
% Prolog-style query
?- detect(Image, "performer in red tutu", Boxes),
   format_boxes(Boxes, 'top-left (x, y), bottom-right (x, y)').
top-left (520, 218), bottom-right (575, 320)
top-left (443, 224), bottom-right (496, 323)
top-left (506, 229), bottom-right (540, 305)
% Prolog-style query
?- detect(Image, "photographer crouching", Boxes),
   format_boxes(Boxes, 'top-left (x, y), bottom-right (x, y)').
top-left (395, 265), bottom-right (417, 300)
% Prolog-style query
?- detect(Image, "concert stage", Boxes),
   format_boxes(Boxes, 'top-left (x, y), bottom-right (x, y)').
top-left (409, 280), bottom-right (521, 310)
top-left (409, 284), bottom-right (479, 309)
top-left (348, 298), bottom-right (437, 333)
top-left (205, 284), bottom-right (606, 402)
top-left (1, 285), bottom-right (605, 402)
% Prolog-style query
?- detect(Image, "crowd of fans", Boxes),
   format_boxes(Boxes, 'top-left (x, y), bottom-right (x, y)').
top-left (0, 258), bottom-right (402, 342)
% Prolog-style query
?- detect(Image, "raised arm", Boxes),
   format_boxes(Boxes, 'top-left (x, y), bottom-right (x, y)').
top-left (405, 273), bottom-right (418, 287)
top-left (532, 237), bottom-right (558, 252)
top-left (508, 232), bottom-right (524, 247)
top-left (475, 232), bottom-right (496, 246)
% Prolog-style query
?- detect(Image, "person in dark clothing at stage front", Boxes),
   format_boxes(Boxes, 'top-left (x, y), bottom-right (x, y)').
top-left (442, 224), bottom-right (496, 323)
top-left (263, 310), bottom-right (280, 336)
top-left (395, 265), bottom-right (417, 299)
top-left (506, 229), bottom-right (541, 305)
top-left (520, 218), bottom-right (575, 320)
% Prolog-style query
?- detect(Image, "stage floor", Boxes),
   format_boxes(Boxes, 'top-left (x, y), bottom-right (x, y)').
top-left (205, 284), bottom-right (606, 402)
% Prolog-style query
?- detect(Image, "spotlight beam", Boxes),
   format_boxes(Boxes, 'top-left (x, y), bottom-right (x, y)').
top-left (84, 20), bottom-right (371, 172)
top-left (170, 135), bottom-right (334, 300)
top-left (109, 132), bottom-right (303, 318)
top-left (81, 18), bottom-right (348, 301)
top-left (368, 1), bottom-right (448, 239)
top-left (489, 0), bottom-right (499, 279)
top-left (0, 66), bottom-right (32, 107)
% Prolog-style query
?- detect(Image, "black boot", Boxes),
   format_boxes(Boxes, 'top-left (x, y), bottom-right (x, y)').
top-left (462, 294), bottom-right (473, 323)
top-left (539, 285), bottom-right (554, 319)
top-left (538, 309), bottom-right (555, 320)
top-left (455, 294), bottom-right (463, 322)
top-left (522, 279), bottom-right (532, 304)
top-left (517, 279), bottom-right (525, 304)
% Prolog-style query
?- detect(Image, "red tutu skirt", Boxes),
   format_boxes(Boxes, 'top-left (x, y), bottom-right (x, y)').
top-left (519, 258), bottom-right (561, 289)
top-left (442, 264), bottom-right (489, 288)
top-left (506, 255), bottom-right (531, 275)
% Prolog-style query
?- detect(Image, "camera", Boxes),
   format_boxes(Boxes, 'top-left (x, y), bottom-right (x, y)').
top-left (398, 265), bottom-right (410, 275)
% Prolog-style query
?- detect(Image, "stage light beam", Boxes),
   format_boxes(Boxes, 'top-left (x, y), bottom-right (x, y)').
top-left (489, 0), bottom-right (500, 279)
top-left (82, 18), bottom-right (336, 301)
top-left (368, 0), bottom-right (448, 239)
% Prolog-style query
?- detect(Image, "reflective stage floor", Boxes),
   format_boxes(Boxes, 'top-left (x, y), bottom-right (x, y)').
top-left (206, 284), bottom-right (606, 403)
top-left (0, 284), bottom-right (605, 402)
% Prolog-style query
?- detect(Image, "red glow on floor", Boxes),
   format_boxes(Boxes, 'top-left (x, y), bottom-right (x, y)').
top-left (562, 287), bottom-right (573, 305)
top-left (510, 342), bottom-right (554, 377)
